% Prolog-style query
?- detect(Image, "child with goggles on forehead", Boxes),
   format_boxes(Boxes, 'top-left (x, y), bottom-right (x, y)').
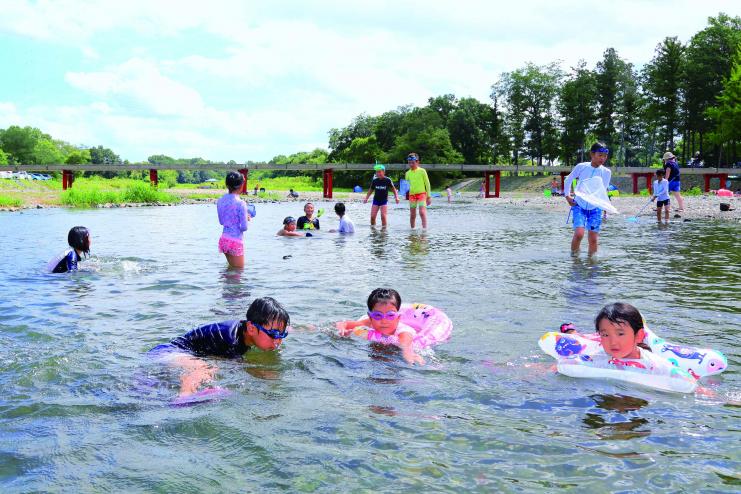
top-left (335, 288), bottom-right (425, 365)
top-left (149, 297), bottom-right (290, 397)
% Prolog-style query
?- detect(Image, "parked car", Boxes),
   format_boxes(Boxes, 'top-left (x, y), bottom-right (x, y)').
top-left (12, 171), bottom-right (31, 180)
top-left (0, 171), bottom-right (12, 179)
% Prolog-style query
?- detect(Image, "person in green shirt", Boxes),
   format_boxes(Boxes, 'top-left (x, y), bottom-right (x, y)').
top-left (404, 152), bottom-right (431, 228)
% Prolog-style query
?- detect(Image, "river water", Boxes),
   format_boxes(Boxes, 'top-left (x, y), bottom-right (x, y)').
top-left (1, 201), bottom-right (739, 492)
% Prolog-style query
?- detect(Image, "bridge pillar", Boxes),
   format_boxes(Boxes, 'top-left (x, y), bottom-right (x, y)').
top-left (484, 171), bottom-right (500, 198)
top-left (323, 168), bottom-right (333, 199)
top-left (62, 170), bottom-right (74, 190)
top-left (704, 173), bottom-right (728, 192)
top-left (631, 172), bottom-right (653, 194)
top-left (238, 168), bottom-right (249, 194)
top-left (560, 172), bottom-right (569, 193)
top-left (149, 169), bottom-right (158, 188)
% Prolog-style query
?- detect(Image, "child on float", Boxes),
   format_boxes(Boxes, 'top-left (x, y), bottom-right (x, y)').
top-left (149, 297), bottom-right (290, 397)
top-left (217, 171), bottom-right (251, 268)
top-left (651, 169), bottom-right (670, 223)
top-left (363, 164), bottom-right (400, 227)
top-left (329, 202), bottom-right (355, 233)
top-left (47, 226), bottom-right (91, 273)
top-left (563, 142), bottom-right (612, 256)
top-left (336, 288), bottom-right (425, 365)
top-left (297, 202), bottom-right (320, 230)
top-left (277, 216), bottom-right (312, 237)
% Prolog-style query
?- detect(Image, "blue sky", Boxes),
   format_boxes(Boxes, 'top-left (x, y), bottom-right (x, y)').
top-left (0, 0), bottom-right (737, 162)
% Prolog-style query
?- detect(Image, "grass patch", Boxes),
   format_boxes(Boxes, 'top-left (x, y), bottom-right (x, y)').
top-left (0, 194), bottom-right (23, 207)
top-left (684, 186), bottom-right (703, 196)
top-left (61, 181), bottom-right (178, 207)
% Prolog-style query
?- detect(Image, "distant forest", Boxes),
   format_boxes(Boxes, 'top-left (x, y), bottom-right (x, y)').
top-left (1, 12), bottom-right (739, 185)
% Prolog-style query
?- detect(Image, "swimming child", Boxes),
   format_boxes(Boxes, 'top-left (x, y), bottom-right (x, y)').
top-left (47, 226), bottom-right (91, 273)
top-left (149, 297), bottom-right (290, 397)
top-left (336, 288), bottom-right (425, 365)
top-left (651, 169), bottom-right (670, 223)
top-left (363, 164), bottom-right (400, 227)
top-left (277, 216), bottom-right (312, 237)
top-left (330, 202), bottom-right (355, 233)
top-left (297, 202), bottom-right (320, 230)
top-left (217, 171), bottom-right (251, 268)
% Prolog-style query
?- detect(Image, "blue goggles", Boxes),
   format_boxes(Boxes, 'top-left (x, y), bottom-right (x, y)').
top-left (594, 147), bottom-right (609, 154)
top-left (406, 155), bottom-right (418, 161)
top-left (251, 321), bottom-right (288, 339)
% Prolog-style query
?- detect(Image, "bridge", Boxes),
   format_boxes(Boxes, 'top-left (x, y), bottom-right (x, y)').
top-left (6, 163), bottom-right (736, 198)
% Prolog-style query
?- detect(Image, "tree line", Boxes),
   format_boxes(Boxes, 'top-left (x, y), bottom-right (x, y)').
top-left (1, 13), bottom-right (738, 181)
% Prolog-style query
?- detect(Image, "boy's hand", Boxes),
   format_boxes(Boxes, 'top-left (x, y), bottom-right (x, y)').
top-left (395, 198), bottom-right (400, 204)
top-left (566, 196), bottom-right (575, 206)
top-left (426, 196), bottom-right (431, 206)
top-left (363, 198), bottom-right (368, 204)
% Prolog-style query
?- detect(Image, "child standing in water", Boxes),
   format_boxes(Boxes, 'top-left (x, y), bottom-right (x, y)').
top-left (149, 297), bottom-right (290, 397)
top-left (563, 142), bottom-right (612, 256)
top-left (336, 288), bottom-right (425, 365)
top-left (364, 164), bottom-right (400, 227)
top-left (404, 153), bottom-right (431, 229)
top-left (217, 171), bottom-right (250, 268)
top-left (48, 226), bottom-right (91, 273)
top-left (651, 169), bottom-right (670, 223)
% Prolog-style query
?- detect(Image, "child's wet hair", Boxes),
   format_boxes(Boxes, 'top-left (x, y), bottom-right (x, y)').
top-left (367, 288), bottom-right (401, 311)
top-left (68, 226), bottom-right (91, 255)
top-left (334, 202), bottom-right (346, 216)
top-left (590, 141), bottom-right (608, 153)
top-left (595, 302), bottom-right (650, 350)
top-left (225, 171), bottom-right (244, 192)
top-left (247, 297), bottom-right (290, 329)
top-left (655, 169), bottom-right (664, 177)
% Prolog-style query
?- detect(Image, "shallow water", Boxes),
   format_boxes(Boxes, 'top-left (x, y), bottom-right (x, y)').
top-left (1, 201), bottom-right (739, 492)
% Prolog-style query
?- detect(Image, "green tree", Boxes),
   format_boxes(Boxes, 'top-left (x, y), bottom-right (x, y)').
top-left (0, 125), bottom-right (47, 164)
top-left (33, 139), bottom-right (64, 165)
top-left (706, 49), bottom-right (741, 165)
top-left (559, 60), bottom-right (597, 165)
top-left (447, 97), bottom-right (496, 164)
top-left (594, 48), bottom-right (630, 147)
top-left (64, 148), bottom-right (91, 165)
top-left (643, 37), bottom-right (685, 152)
top-left (328, 114), bottom-right (376, 161)
top-left (0, 148), bottom-right (8, 165)
top-left (90, 145), bottom-right (121, 164)
top-left (147, 154), bottom-right (177, 165)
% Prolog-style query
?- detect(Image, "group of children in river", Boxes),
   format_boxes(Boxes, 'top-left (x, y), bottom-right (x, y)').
top-left (46, 145), bottom-right (725, 399)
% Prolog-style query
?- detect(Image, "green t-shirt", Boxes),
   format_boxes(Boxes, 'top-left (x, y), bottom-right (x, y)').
top-left (405, 167), bottom-right (431, 195)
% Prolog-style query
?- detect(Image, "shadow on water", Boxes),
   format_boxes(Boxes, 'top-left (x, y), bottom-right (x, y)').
top-left (559, 256), bottom-right (608, 325)
top-left (220, 266), bottom-right (250, 302)
top-left (368, 227), bottom-right (390, 259)
top-left (582, 394), bottom-right (651, 440)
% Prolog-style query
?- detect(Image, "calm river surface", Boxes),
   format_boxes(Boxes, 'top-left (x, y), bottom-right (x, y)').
top-left (1, 201), bottom-right (739, 492)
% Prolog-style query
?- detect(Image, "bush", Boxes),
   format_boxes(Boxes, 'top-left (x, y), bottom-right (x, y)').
top-left (684, 186), bottom-right (703, 196)
top-left (0, 194), bottom-right (22, 207)
top-left (122, 182), bottom-right (178, 203)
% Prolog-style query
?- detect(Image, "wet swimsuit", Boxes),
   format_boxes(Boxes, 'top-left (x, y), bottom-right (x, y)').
top-left (370, 177), bottom-right (394, 206)
top-left (47, 249), bottom-right (80, 273)
top-left (297, 216), bottom-right (320, 230)
top-left (150, 320), bottom-right (249, 358)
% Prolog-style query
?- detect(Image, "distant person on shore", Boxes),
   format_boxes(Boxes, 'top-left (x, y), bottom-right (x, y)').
top-left (688, 151), bottom-right (703, 168)
top-left (148, 297), bottom-right (290, 398)
top-left (363, 164), bottom-right (399, 227)
top-left (277, 216), bottom-right (311, 237)
top-left (330, 202), bottom-right (355, 233)
top-left (663, 151), bottom-right (685, 214)
top-left (217, 171), bottom-right (250, 268)
top-left (297, 202), bottom-right (320, 230)
top-left (550, 177), bottom-right (562, 196)
top-left (287, 188), bottom-right (299, 199)
top-left (477, 180), bottom-right (485, 198)
top-left (446, 185), bottom-right (453, 203)
top-left (651, 169), bottom-right (671, 223)
top-left (404, 152), bottom-right (431, 229)
top-left (563, 142), bottom-right (612, 256)
top-left (47, 226), bottom-right (91, 273)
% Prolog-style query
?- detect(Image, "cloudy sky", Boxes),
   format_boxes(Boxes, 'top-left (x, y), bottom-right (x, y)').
top-left (0, 0), bottom-right (737, 162)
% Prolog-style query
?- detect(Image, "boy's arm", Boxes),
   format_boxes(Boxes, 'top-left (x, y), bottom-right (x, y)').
top-left (563, 167), bottom-right (579, 205)
top-left (364, 186), bottom-right (374, 202)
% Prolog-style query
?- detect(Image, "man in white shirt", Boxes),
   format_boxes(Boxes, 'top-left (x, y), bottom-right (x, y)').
top-left (563, 142), bottom-right (613, 256)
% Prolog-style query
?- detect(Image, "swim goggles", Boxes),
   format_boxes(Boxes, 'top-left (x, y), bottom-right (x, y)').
top-left (251, 321), bottom-right (289, 339)
top-left (406, 155), bottom-right (418, 161)
top-left (594, 147), bottom-right (609, 154)
top-left (367, 310), bottom-right (401, 321)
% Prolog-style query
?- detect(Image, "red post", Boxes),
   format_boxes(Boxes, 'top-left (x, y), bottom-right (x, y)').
top-left (721, 173), bottom-right (728, 189)
top-left (560, 172), bottom-right (569, 192)
top-left (632, 173), bottom-right (639, 194)
top-left (238, 168), bottom-right (249, 194)
top-left (484, 172), bottom-right (490, 197)
top-left (704, 175), bottom-right (710, 192)
top-left (495, 170), bottom-right (500, 198)
top-left (483, 171), bottom-right (500, 198)
top-left (323, 168), bottom-right (333, 199)
top-left (149, 169), bottom-right (158, 188)
top-left (62, 170), bottom-right (74, 190)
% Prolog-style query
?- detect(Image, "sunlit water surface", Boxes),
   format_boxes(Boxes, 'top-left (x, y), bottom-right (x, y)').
top-left (1, 201), bottom-right (739, 492)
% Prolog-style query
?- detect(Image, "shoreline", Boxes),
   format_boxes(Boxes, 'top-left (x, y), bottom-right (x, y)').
top-left (1, 190), bottom-right (739, 222)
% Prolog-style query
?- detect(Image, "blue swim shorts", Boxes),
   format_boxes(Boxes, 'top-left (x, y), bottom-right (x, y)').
top-left (668, 180), bottom-right (680, 192)
top-left (572, 205), bottom-right (603, 232)
top-left (372, 199), bottom-right (388, 207)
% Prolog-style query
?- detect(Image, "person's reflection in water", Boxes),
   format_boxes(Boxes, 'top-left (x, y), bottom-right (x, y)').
top-left (220, 266), bottom-right (250, 302)
top-left (560, 256), bottom-right (606, 325)
top-left (368, 227), bottom-right (389, 259)
top-left (582, 394), bottom-right (651, 440)
top-left (401, 232), bottom-right (429, 269)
